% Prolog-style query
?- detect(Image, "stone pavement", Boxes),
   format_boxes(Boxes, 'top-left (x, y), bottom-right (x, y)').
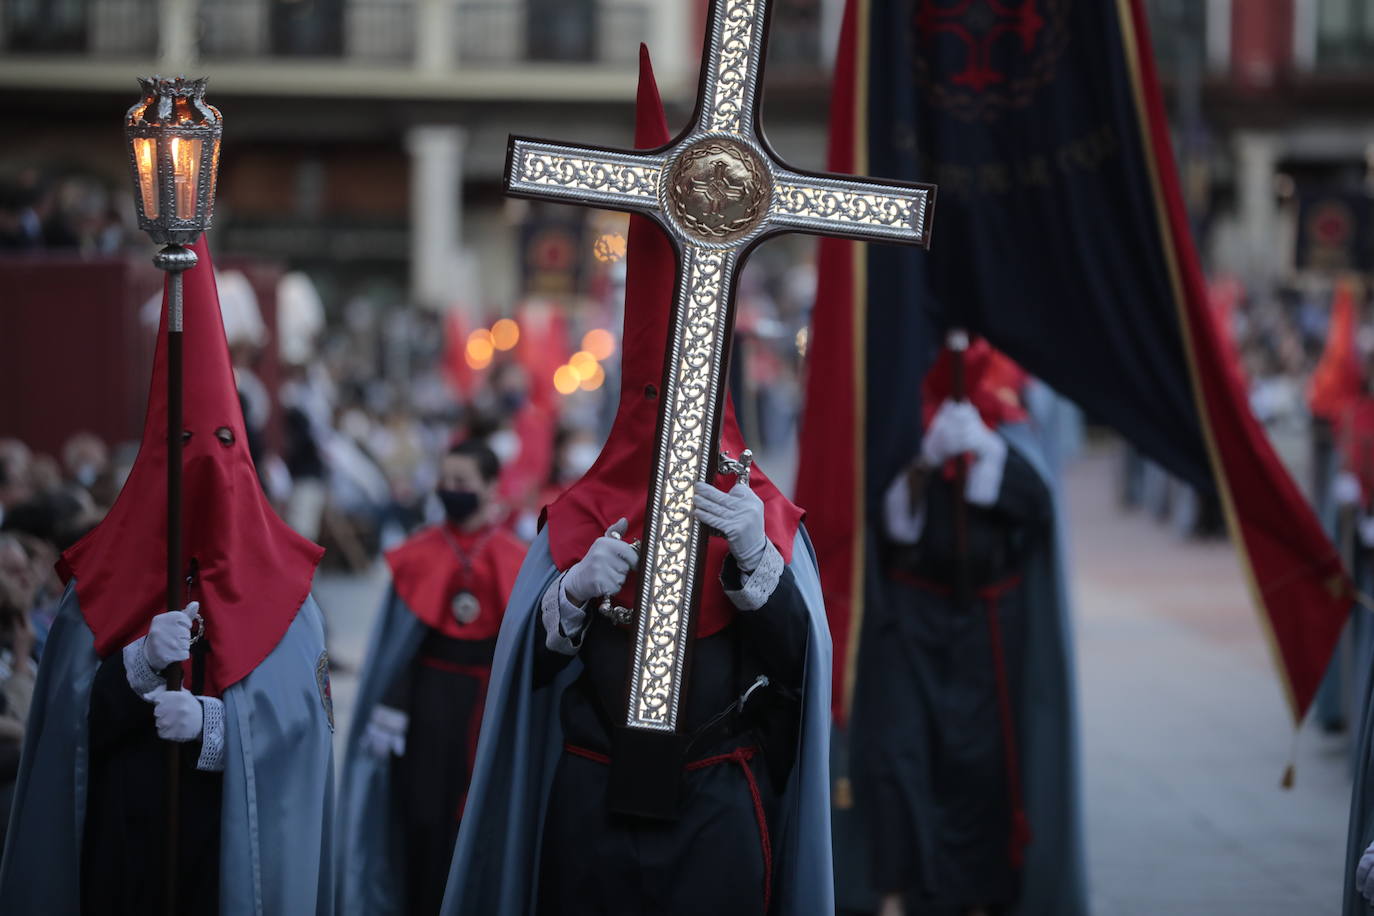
top-left (312, 443), bottom-right (1356, 914)
top-left (1069, 447), bottom-right (1350, 916)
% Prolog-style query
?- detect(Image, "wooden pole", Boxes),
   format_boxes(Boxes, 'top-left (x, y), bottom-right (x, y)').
top-left (155, 245), bottom-right (197, 916)
top-left (947, 328), bottom-right (972, 611)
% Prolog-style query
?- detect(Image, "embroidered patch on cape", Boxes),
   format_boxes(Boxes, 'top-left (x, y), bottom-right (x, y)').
top-left (316, 650), bottom-right (334, 732)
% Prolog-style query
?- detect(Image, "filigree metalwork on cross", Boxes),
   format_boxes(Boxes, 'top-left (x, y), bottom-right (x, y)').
top-left (505, 0), bottom-right (936, 739)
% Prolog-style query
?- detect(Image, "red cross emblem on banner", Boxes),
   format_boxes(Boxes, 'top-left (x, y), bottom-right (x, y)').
top-left (916, 0), bottom-right (1046, 92)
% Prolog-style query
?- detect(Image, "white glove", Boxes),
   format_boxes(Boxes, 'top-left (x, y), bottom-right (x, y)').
top-left (1335, 470), bottom-right (1364, 508)
top-left (143, 603), bottom-right (199, 671)
top-left (145, 686), bottom-right (204, 743)
top-left (1356, 840), bottom-right (1374, 904)
top-left (920, 400), bottom-right (966, 466)
top-left (883, 470), bottom-right (927, 544)
top-left (922, 401), bottom-right (1000, 463)
top-left (1359, 515), bottom-right (1374, 550)
top-left (923, 400), bottom-right (1007, 506)
top-left (362, 705), bottom-right (409, 758)
top-left (562, 518), bottom-right (640, 604)
top-left (694, 481), bottom-right (769, 572)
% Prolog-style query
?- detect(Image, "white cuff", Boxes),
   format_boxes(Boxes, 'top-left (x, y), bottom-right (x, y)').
top-left (196, 697), bottom-right (226, 772)
top-left (883, 472), bottom-right (927, 544)
top-left (965, 436), bottom-right (1008, 507)
top-left (123, 637), bottom-right (165, 697)
top-left (542, 574), bottom-right (589, 655)
top-left (724, 540), bottom-right (784, 611)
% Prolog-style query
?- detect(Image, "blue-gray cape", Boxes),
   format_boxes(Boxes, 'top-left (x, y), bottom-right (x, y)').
top-left (439, 527), bottom-right (834, 915)
top-left (1345, 613), bottom-right (1374, 915)
top-left (834, 423), bottom-right (1087, 916)
top-left (0, 580), bottom-right (336, 915)
top-left (336, 586), bottom-right (427, 915)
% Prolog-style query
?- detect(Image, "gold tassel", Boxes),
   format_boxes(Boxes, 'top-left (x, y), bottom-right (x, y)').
top-left (1281, 763), bottom-right (1295, 790)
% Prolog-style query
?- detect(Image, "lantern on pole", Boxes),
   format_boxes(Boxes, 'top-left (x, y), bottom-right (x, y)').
top-left (124, 74), bottom-right (221, 916)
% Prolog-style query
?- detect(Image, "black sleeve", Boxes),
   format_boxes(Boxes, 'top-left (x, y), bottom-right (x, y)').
top-left (990, 448), bottom-right (1053, 529)
top-left (533, 611), bottom-right (580, 688)
top-left (380, 649), bottom-right (416, 712)
top-left (87, 651), bottom-right (156, 756)
top-left (724, 556), bottom-right (809, 690)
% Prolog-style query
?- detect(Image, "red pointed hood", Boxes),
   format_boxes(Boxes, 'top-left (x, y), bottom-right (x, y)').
top-left (922, 338), bottom-right (1029, 429)
top-left (59, 239), bottom-right (323, 696)
top-left (543, 46), bottom-right (803, 637)
top-left (1309, 277), bottom-right (1363, 423)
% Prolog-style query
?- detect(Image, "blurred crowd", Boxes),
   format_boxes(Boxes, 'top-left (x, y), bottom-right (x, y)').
top-left (1121, 273), bottom-right (1371, 536)
top-left (0, 168), bottom-right (137, 255)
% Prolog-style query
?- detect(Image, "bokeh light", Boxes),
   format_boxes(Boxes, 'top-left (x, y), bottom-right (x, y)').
top-left (579, 364), bottom-right (606, 391)
top-left (491, 318), bottom-right (520, 351)
top-left (582, 328), bottom-right (616, 361)
top-left (569, 350), bottom-right (600, 380)
top-left (465, 351), bottom-right (491, 370)
top-left (553, 365), bottom-right (580, 395)
top-left (466, 335), bottom-right (494, 364)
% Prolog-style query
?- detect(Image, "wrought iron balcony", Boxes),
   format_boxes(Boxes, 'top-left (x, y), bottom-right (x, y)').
top-left (2, 0), bottom-right (159, 55)
top-left (199, 0), bottom-right (415, 61)
top-left (456, 3), bottom-right (647, 66)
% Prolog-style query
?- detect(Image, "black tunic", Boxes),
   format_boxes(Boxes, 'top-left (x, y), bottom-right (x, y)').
top-left (856, 448), bottom-right (1051, 912)
top-left (533, 556), bottom-right (809, 916)
top-left (383, 629), bottom-right (498, 916)
top-left (82, 641), bottom-right (221, 915)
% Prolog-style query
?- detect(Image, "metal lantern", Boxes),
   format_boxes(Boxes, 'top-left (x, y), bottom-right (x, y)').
top-left (124, 76), bottom-right (222, 246)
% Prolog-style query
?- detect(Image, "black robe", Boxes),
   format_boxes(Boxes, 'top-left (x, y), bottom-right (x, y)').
top-left (532, 557), bottom-right (808, 916)
top-left (382, 629), bottom-right (497, 916)
top-left (857, 449), bottom-right (1052, 912)
top-left (82, 640), bottom-right (221, 915)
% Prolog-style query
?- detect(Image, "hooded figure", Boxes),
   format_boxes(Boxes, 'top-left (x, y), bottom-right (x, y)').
top-left (837, 339), bottom-right (1083, 916)
top-left (0, 240), bottom-right (335, 915)
top-left (338, 439), bottom-right (528, 915)
top-left (439, 47), bottom-right (833, 916)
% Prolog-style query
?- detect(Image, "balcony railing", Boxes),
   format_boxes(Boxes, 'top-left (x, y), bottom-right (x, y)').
top-left (456, 3), bottom-right (645, 66)
top-left (200, 0), bottom-right (415, 61)
top-left (3, 0), bottom-right (158, 55)
top-left (0, 0), bottom-right (650, 66)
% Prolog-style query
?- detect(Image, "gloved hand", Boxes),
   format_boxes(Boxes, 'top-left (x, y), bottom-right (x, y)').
top-left (1356, 840), bottom-right (1374, 904)
top-left (145, 686), bottom-right (204, 742)
top-left (921, 401), bottom-right (999, 466)
top-left (362, 705), bottom-right (409, 758)
top-left (693, 481), bottom-right (768, 572)
top-left (143, 602), bottom-right (199, 671)
top-left (562, 518), bottom-right (640, 604)
top-left (1335, 470), bottom-right (1364, 508)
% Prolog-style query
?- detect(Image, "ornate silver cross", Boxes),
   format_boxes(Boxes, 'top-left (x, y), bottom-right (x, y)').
top-left (505, 0), bottom-right (936, 740)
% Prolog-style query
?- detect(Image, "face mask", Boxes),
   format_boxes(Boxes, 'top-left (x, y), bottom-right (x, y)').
top-left (438, 489), bottom-right (481, 525)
